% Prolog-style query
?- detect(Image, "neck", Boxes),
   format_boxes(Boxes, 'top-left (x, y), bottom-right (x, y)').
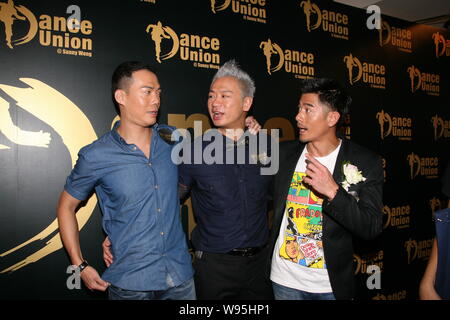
top-left (306, 135), bottom-right (340, 157)
top-left (117, 121), bottom-right (152, 145)
top-left (218, 126), bottom-right (245, 141)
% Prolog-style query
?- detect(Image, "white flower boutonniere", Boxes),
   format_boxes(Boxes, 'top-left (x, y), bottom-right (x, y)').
top-left (341, 162), bottom-right (366, 192)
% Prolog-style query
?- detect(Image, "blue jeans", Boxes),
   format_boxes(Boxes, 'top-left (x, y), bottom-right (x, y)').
top-left (109, 278), bottom-right (196, 300)
top-left (272, 281), bottom-right (335, 300)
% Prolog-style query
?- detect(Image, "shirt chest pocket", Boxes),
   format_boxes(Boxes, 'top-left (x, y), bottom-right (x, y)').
top-left (193, 175), bottom-right (226, 210)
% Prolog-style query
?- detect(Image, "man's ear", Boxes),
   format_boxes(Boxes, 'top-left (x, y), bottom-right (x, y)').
top-left (243, 97), bottom-right (253, 112)
top-left (114, 89), bottom-right (126, 107)
top-left (327, 110), bottom-right (341, 127)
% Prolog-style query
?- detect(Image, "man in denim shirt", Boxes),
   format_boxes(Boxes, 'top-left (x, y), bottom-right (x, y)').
top-left (57, 61), bottom-right (195, 300)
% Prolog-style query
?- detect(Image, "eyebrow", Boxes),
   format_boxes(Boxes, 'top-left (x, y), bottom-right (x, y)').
top-left (142, 86), bottom-right (161, 90)
top-left (210, 89), bottom-right (233, 94)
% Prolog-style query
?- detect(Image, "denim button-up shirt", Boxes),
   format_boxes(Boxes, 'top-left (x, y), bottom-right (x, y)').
top-left (65, 122), bottom-right (193, 291)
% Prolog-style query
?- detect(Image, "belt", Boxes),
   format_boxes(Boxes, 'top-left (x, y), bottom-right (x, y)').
top-left (226, 246), bottom-right (263, 257)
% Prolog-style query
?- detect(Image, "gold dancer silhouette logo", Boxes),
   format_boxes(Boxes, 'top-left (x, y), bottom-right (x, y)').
top-left (432, 32), bottom-right (446, 58)
top-left (0, 78), bottom-right (97, 272)
top-left (375, 110), bottom-right (392, 140)
top-left (259, 39), bottom-right (284, 75)
top-left (404, 238), bottom-right (418, 264)
top-left (210, 0), bottom-right (231, 14)
top-left (378, 20), bottom-right (390, 47)
top-left (407, 65), bottom-right (421, 93)
top-left (300, 0), bottom-right (321, 32)
top-left (429, 197), bottom-right (442, 214)
top-left (343, 54), bottom-right (362, 85)
top-left (431, 114), bottom-right (444, 140)
top-left (146, 21), bottom-right (179, 63)
top-left (0, 0), bottom-right (37, 49)
top-left (406, 152), bottom-right (421, 179)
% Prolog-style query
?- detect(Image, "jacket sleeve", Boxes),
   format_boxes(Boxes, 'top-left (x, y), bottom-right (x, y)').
top-left (322, 156), bottom-right (384, 240)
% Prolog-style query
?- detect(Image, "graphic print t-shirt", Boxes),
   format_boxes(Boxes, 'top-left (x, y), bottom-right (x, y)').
top-left (271, 143), bottom-right (341, 293)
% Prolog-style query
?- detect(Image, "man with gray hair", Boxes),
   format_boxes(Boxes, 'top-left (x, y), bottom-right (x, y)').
top-left (178, 60), bottom-right (274, 299)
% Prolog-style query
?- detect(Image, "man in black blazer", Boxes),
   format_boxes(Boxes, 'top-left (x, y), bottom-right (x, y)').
top-left (268, 78), bottom-right (383, 300)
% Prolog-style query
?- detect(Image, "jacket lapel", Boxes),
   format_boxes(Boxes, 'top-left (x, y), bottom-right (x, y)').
top-left (274, 142), bottom-right (305, 229)
top-left (332, 138), bottom-right (349, 184)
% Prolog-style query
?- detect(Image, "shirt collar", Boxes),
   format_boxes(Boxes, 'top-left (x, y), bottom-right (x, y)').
top-left (111, 120), bottom-right (159, 146)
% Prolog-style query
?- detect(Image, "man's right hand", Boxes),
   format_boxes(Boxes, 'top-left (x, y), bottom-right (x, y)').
top-left (81, 266), bottom-right (109, 291)
top-left (102, 236), bottom-right (114, 267)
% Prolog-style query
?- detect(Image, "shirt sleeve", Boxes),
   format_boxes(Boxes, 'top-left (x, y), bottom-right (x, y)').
top-left (64, 151), bottom-right (98, 201)
top-left (178, 163), bottom-right (193, 189)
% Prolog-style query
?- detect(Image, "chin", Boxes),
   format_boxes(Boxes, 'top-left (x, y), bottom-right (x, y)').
top-left (299, 135), bottom-right (309, 143)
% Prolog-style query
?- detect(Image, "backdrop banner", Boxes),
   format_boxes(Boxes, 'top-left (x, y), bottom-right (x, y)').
top-left (0, 0), bottom-right (449, 300)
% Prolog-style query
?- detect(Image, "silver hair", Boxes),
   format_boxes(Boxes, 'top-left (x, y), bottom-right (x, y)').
top-left (211, 60), bottom-right (256, 98)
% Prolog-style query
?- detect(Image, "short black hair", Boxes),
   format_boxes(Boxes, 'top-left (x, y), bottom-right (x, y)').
top-left (299, 78), bottom-right (351, 127)
top-left (111, 61), bottom-right (156, 114)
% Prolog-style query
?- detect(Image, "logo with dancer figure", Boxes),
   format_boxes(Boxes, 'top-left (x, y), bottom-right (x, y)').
top-left (300, 0), bottom-right (321, 32)
top-left (377, 19), bottom-right (412, 53)
top-left (382, 205), bottom-right (410, 230)
top-left (343, 54), bottom-right (386, 88)
top-left (0, 0), bottom-right (37, 49)
top-left (146, 21), bottom-right (221, 69)
top-left (343, 53), bottom-right (362, 85)
top-left (259, 38), bottom-right (315, 79)
top-left (431, 114), bottom-right (450, 140)
top-left (406, 152), bottom-right (421, 179)
top-left (407, 152), bottom-right (438, 179)
top-left (209, 0), bottom-right (266, 23)
top-left (432, 32), bottom-right (449, 58)
top-left (404, 238), bottom-right (433, 264)
top-left (376, 110), bottom-right (412, 141)
top-left (407, 65), bottom-right (440, 96)
top-left (259, 39), bottom-right (284, 75)
top-left (375, 110), bottom-right (392, 140)
top-left (299, 0), bottom-right (349, 39)
top-left (406, 65), bottom-right (421, 92)
top-left (146, 21), bottom-right (179, 64)
top-left (0, 78), bottom-right (97, 273)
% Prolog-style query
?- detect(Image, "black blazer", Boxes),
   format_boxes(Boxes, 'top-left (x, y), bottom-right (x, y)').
top-left (268, 138), bottom-right (383, 300)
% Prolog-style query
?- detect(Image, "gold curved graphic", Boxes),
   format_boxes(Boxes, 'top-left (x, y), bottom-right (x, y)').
top-left (160, 26), bottom-right (179, 61)
top-left (378, 20), bottom-right (390, 47)
top-left (271, 43), bottom-right (284, 73)
top-left (0, 78), bottom-right (97, 273)
top-left (214, 0), bottom-right (231, 12)
top-left (382, 205), bottom-right (391, 229)
top-left (353, 254), bottom-right (362, 275)
top-left (11, 5), bottom-right (37, 46)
